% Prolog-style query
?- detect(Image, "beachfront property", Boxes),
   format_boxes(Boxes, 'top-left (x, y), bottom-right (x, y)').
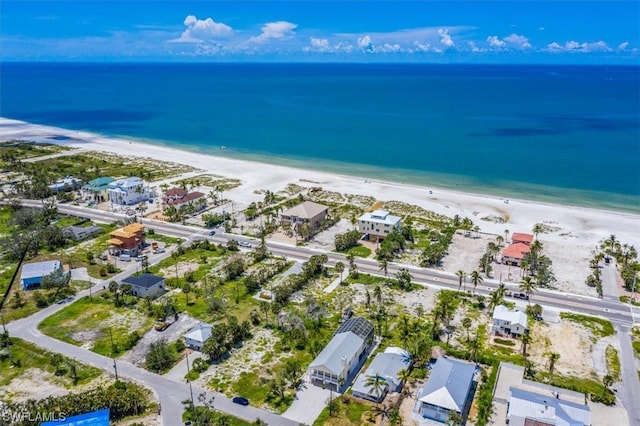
top-left (62, 224), bottom-right (103, 241)
top-left (492, 305), bottom-right (528, 338)
top-left (107, 222), bottom-right (145, 256)
top-left (502, 232), bottom-right (534, 266)
top-left (162, 187), bottom-right (206, 211)
top-left (107, 177), bottom-right (151, 206)
top-left (48, 175), bottom-right (82, 192)
top-left (416, 357), bottom-right (477, 424)
top-left (352, 347), bottom-right (410, 402)
top-left (279, 201), bottom-right (329, 230)
top-left (20, 260), bottom-right (68, 290)
top-left (120, 273), bottom-right (165, 299)
top-left (492, 362), bottom-right (590, 426)
top-left (308, 317), bottom-right (374, 392)
top-left (357, 209), bottom-right (402, 242)
top-left (183, 323), bottom-right (213, 351)
top-left (81, 176), bottom-right (115, 202)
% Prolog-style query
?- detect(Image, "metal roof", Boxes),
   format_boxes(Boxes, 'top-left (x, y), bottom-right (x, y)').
top-left (121, 273), bottom-right (164, 289)
top-left (335, 317), bottom-right (374, 341)
top-left (493, 305), bottom-right (529, 329)
top-left (309, 332), bottom-right (364, 376)
top-left (358, 210), bottom-right (401, 226)
top-left (20, 260), bottom-right (62, 280)
top-left (184, 323), bottom-right (213, 344)
top-left (508, 387), bottom-right (590, 426)
top-left (418, 358), bottom-right (476, 412)
top-left (352, 350), bottom-right (410, 399)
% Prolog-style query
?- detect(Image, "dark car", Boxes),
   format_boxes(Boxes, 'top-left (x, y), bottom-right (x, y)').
top-left (232, 396), bottom-right (249, 406)
top-left (208, 230), bottom-right (216, 236)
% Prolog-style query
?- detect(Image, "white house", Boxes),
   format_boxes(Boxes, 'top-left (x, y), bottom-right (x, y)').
top-left (357, 210), bottom-right (402, 242)
top-left (184, 323), bottom-right (213, 351)
top-left (308, 317), bottom-right (374, 392)
top-left (352, 347), bottom-right (410, 402)
top-left (48, 175), bottom-right (82, 192)
top-left (492, 305), bottom-right (528, 338)
top-left (120, 273), bottom-right (165, 299)
top-left (108, 177), bottom-right (151, 206)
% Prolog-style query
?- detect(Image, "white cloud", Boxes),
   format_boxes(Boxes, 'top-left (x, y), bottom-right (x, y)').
top-left (303, 38), bottom-right (354, 53)
top-left (377, 43), bottom-right (402, 53)
top-left (172, 15), bottom-right (233, 43)
top-left (357, 35), bottom-right (373, 51)
top-left (546, 42), bottom-right (563, 52)
top-left (538, 27), bottom-right (545, 31)
top-left (565, 40), bottom-right (581, 50)
top-left (249, 21), bottom-right (297, 43)
top-left (618, 41), bottom-right (629, 50)
top-left (413, 41), bottom-right (432, 52)
top-left (468, 41), bottom-right (482, 53)
top-left (438, 29), bottom-right (454, 47)
top-left (310, 37), bottom-right (329, 51)
top-left (486, 35), bottom-right (505, 48)
top-left (503, 33), bottom-right (531, 49)
top-left (545, 40), bottom-right (613, 53)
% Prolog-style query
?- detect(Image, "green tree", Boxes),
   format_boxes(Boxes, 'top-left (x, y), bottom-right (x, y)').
top-left (532, 223), bottom-right (544, 239)
top-left (395, 268), bottom-right (413, 291)
top-left (470, 270), bottom-right (483, 294)
top-left (364, 373), bottom-right (387, 402)
top-left (548, 352), bottom-right (560, 378)
top-left (145, 339), bottom-right (175, 372)
top-left (447, 410), bottom-right (463, 425)
top-left (519, 276), bottom-right (537, 304)
top-left (455, 270), bottom-right (466, 293)
top-left (50, 353), bottom-right (64, 375)
top-left (335, 261), bottom-right (345, 284)
top-left (462, 317), bottom-right (473, 341)
top-left (183, 282), bottom-right (192, 305)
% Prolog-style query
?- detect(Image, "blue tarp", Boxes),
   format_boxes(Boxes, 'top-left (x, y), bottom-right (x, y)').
top-left (41, 408), bottom-right (110, 425)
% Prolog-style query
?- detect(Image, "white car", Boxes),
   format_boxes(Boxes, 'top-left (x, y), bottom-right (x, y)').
top-left (238, 241), bottom-right (252, 248)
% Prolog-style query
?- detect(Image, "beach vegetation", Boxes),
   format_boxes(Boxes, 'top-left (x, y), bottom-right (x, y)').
top-left (605, 344), bottom-right (621, 381)
top-left (334, 229), bottom-right (361, 251)
top-left (0, 140), bottom-right (71, 162)
top-left (559, 312), bottom-right (614, 339)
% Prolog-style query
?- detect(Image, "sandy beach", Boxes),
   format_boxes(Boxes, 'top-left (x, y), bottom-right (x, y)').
top-left (1, 117), bottom-right (639, 295)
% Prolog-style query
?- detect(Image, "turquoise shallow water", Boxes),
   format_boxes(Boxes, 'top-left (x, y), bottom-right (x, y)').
top-left (1, 62), bottom-right (639, 212)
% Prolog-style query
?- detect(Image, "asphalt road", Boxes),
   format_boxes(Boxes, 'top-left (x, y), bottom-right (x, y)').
top-left (13, 199), bottom-right (640, 424)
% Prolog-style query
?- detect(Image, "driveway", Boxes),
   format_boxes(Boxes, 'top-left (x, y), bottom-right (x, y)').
top-left (282, 377), bottom-right (331, 425)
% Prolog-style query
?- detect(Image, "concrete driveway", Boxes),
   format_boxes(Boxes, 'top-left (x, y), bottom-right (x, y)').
top-left (282, 378), bottom-right (331, 425)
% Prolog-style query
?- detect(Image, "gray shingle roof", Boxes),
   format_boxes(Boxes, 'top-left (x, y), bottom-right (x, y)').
top-left (280, 201), bottom-right (328, 219)
top-left (122, 273), bottom-right (164, 289)
top-left (419, 358), bottom-right (476, 411)
top-left (335, 317), bottom-right (374, 341)
top-left (309, 332), bottom-right (364, 376)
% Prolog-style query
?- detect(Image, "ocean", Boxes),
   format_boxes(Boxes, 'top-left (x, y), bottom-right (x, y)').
top-left (1, 62), bottom-right (638, 212)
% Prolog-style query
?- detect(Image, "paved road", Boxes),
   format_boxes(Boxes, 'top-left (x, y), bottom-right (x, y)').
top-left (615, 324), bottom-right (640, 425)
top-left (13, 199), bottom-right (640, 424)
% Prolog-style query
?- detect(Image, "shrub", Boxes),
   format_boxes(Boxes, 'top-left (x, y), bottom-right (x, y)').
top-left (99, 267), bottom-right (108, 277)
top-left (192, 357), bottom-right (210, 373)
top-left (106, 263), bottom-right (117, 273)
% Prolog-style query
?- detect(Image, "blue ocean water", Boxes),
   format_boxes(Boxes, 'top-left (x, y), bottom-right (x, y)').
top-left (1, 62), bottom-right (639, 212)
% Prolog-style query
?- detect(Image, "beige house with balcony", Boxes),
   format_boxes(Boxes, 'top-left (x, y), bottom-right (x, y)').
top-left (279, 201), bottom-right (329, 230)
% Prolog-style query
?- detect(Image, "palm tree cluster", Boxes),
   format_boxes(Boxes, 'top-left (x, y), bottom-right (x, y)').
top-left (521, 240), bottom-right (555, 287)
top-left (201, 316), bottom-right (251, 361)
top-left (4, 380), bottom-right (149, 425)
top-left (271, 254), bottom-right (328, 306)
top-left (601, 235), bottom-right (640, 292)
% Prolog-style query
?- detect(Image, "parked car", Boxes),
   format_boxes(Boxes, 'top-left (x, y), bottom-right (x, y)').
top-left (135, 255), bottom-right (147, 262)
top-left (238, 241), bottom-right (252, 248)
top-left (153, 248), bottom-right (166, 254)
top-left (232, 396), bottom-right (249, 406)
top-left (119, 254), bottom-right (131, 262)
top-left (208, 230), bottom-right (216, 236)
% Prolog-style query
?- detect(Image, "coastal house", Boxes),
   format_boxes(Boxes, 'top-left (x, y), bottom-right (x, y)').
top-left (502, 232), bottom-right (534, 266)
top-left (48, 175), bottom-right (82, 192)
top-left (81, 177), bottom-right (115, 202)
top-left (163, 188), bottom-right (206, 211)
top-left (120, 273), bottom-right (165, 299)
top-left (308, 317), bottom-right (374, 392)
top-left (492, 305), bottom-right (528, 338)
top-left (107, 222), bottom-right (145, 256)
top-left (184, 323), bottom-right (213, 351)
top-left (352, 347), bottom-right (411, 402)
top-left (493, 362), bottom-right (590, 426)
top-left (416, 357), bottom-right (477, 424)
top-left (20, 260), bottom-right (68, 290)
top-left (63, 224), bottom-right (103, 241)
top-left (357, 210), bottom-right (402, 242)
top-left (107, 177), bottom-right (151, 206)
top-left (279, 201), bottom-right (329, 230)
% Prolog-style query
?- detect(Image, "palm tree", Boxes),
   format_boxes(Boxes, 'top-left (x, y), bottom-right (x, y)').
top-left (379, 257), bottom-right (388, 277)
top-left (504, 229), bottom-right (510, 244)
top-left (364, 373), bottom-right (387, 402)
top-left (548, 352), bottom-right (560, 381)
top-left (488, 290), bottom-right (503, 313)
top-left (521, 331), bottom-right (530, 358)
top-left (532, 223), bottom-right (544, 239)
top-left (602, 374), bottom-right (614, 395)
top-left (496, 235), bottom-right (504, 247)
top-left (519, 276), bottom-right (537, 303)
top-left (455, 270), bottom-right (466, 294)
top-left (446, 411), bottom-right (463, 426)
top-left (335, 262), bottom-right (345, 284)
top-left (462, 317), bottom-right (472, 341)
top-left (470, 270), bottom-right (483, 294)
top-left (373, 285), bottom-right (383, 305)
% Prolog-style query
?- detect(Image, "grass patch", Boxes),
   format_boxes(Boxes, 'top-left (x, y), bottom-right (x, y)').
top-left (619, 296), bottom-right (640, 306)
top-left (38, 294), bottom-right (153, 357)
top-left (346, 245), bottom-right (371, 258)
top-left (632, 341), bottom-right (640, 358)
top-left (605, 345), bottom-right (621, 381)
top-left (0, 337), bottom-right (102, 389)
top-left (344, 273), bottom-right (387, 286)
top-left (0, 141), bottom-right (71, 160)
top-left (494, 338), bottom-right (516, 347)
top-left (560, 312), bottom-right (614, 339)
top-left (313, 395), bottom-right (371, 426)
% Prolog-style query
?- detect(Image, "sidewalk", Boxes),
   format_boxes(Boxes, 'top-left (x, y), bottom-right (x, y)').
top-left (323, 276), bottom-right (342, 293)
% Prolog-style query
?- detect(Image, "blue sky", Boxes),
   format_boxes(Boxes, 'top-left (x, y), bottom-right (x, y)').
top-left (1, 1), bottom-right (639, 63)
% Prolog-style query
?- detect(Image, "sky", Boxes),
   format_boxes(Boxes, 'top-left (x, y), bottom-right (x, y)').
top-left (1, 1), bottom-right (639, 64)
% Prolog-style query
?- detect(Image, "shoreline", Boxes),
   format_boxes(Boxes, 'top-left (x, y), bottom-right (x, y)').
top-left (1, 116), bottom-right (639, 251)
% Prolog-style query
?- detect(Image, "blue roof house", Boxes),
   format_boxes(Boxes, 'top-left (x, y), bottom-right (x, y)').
top-left (352, 347), bottom-right (411, 402)
top-left (417, 357), bottom-right (477, 424)
top-left (81, 177), bottom-right (115, 202)
top-left (121, 273), bottom-right (165, 299)
top-left (20, 260), bottom-right (65, 290)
